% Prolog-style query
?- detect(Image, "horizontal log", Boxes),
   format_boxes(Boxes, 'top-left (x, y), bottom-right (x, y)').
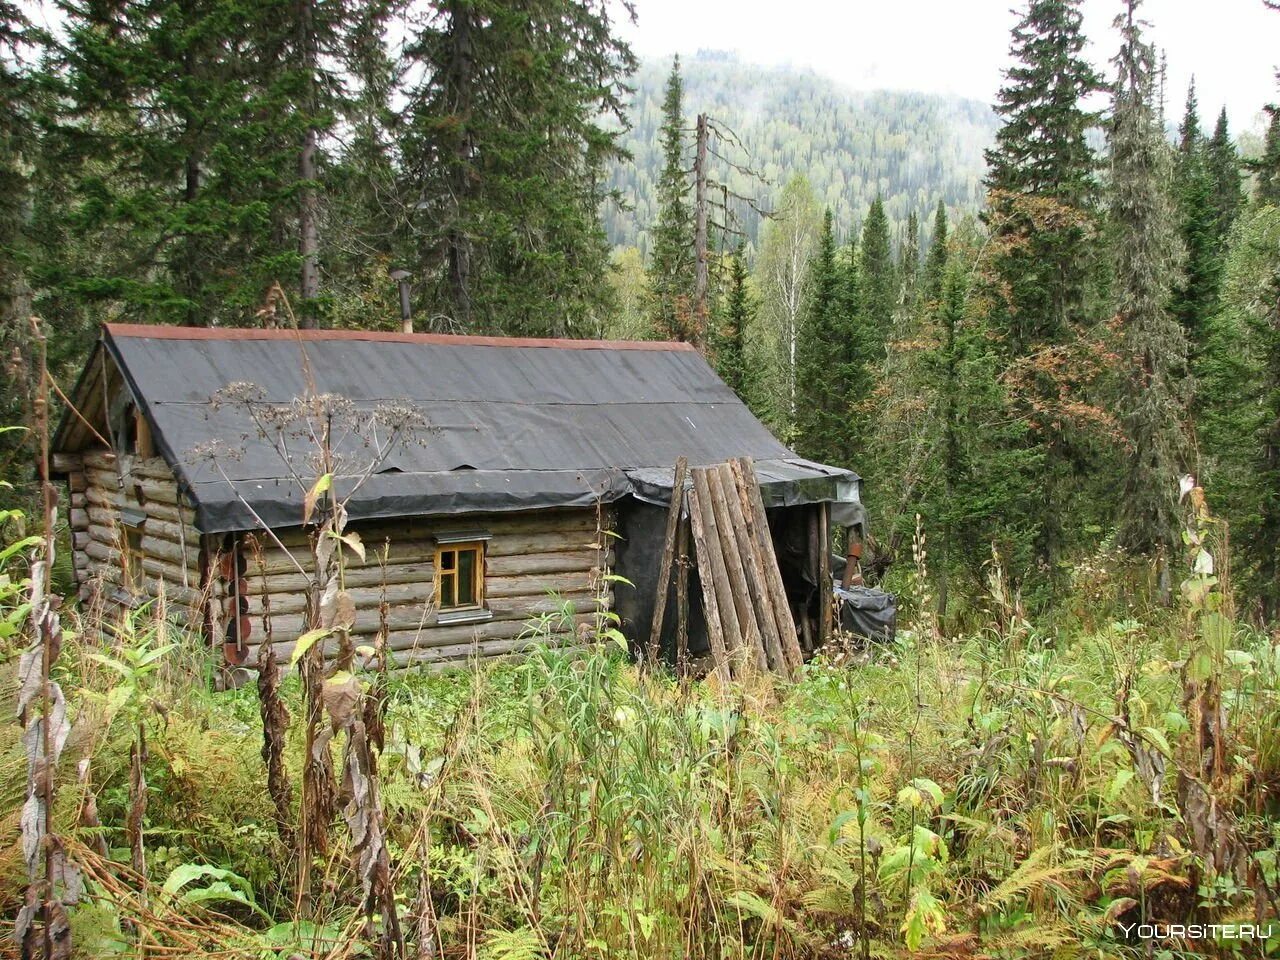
top-left (84, 484), bottom-right (123, 510)
top-left (70, 492), bottom-right (86, 510)
top-left (68, 473), bottom-right (86, 493)
top-left (255, 589), bottom-right (611, 640)
top-left (388, 632), bottom-right (588, 670)
top-left (267, 509), bottom-right (603, 548)
top-left (256, 569), bottom-right (602, 618)
top-left (239, 547), bottom-right (612, 597)
top-left (121, 457), bottom-right (175, 482)
top-left (249, 530), bottom-right (605, 576)
top-left (73, 532), bottom-right (90, 550)
top-left (246, 607), bottom-right (600, 666)
top-left (70, 508), bottom-right (88, 531)
top-left (52, 452), bottom-right (83, 472)
top-left (92, 561), bottom-right (203, 607)
top-left (82, 450), bottom-right (118, 471)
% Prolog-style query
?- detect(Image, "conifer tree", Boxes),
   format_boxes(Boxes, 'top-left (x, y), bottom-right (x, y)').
top-left (857, 196), bottom-right (895, 350)
top-left (0, 1), bottom-right (31, 332)
top-left (1109, 0), bottom-right (1188, 569)
top-left (898, 209), bottom-right (920, 309)
top-left (795, 209), bottom-right (854, 466)
top-left (49, 0), bottom-right (305, 328)
top-left (982, 0), bottom-right (1104, 579)
top-left (1256, 106), bottom-right (1280, 206)
top-left (1206, 108), bottom-right (1243, 242)
top-left (715, 246), bottom-right (753, 400)
top-left (646, 55), bottom-right (696, 341)
top-left (922, 200), bottom-right (948, 306)
top-left (1171, 83), bottom-right (1220, 359)
top-left (402, 0), bottom-right (635, 336)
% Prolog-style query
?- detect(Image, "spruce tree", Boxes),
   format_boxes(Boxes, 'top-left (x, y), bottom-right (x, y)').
top-left (1255, 106), bottom-right (1280, 206)
top-left (715, 246), bottom-right (753, 400)
top-left (1110, 0), bottom-right (1188, 569)
top-left (1171, 83), bottom-right (1220, 360)
top-left (794, 210), bottom-right (855, 466)
top-left (858, 196), bottom-right (895, 350)
top-left (1206, 108), bottom-right (1243, 243)
top-left (402, 0), bottom-right (635, 336)
top-left (646, 56), bottom-right (695, 341)
top-left (0, 1), bottom-right (31, 331)
top-left (982, 0), bottom-right (1104, 580)
top-left (898, 209), bottom-right (920, 310)
top-left (49, 0), bottom-right (304, 328)
top-left (922, 200), bottom-right (948, 306)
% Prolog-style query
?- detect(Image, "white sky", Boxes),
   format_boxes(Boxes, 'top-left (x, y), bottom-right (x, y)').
top-left (617, 0), bottom-right (1280, 134)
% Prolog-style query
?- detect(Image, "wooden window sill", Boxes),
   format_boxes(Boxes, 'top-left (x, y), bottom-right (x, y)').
top-left (436, 608), bottom-right (493, 626)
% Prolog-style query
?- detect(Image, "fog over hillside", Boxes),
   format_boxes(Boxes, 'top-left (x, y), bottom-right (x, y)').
top-left (605, 51), bottom-right (999, 253)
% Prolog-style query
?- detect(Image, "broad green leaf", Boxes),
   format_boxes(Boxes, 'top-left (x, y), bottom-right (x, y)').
top-left (290, 628), bottom-right (332, 666)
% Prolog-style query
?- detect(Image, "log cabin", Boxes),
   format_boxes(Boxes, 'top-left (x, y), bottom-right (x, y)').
top-left (51, 324), bottom-right (864, 675)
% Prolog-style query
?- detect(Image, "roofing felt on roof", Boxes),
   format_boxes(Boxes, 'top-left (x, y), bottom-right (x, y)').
top-left (62, 325), bottom-right (859, 533)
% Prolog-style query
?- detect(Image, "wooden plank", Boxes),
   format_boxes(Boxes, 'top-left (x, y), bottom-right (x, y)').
top-left (676, 514), bottom-right (690, 678)
top-left (647, 457), bottom-right (688, 663)
top-left (704, 465), bottom-right (766, 671)
top-left (732, 457), bottom-right (802, 677)
top-left (716, 462), bottom-right (785, 673)
top-left (686, 475), bottom-right (731, 683)
top-left (270, 510), bottom-right (601, 549)
top-left (818, 502), bottom-right (832, 648)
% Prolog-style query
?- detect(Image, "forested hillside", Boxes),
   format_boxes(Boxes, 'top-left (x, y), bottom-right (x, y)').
top-left (606, 52), bottom-right (997, 252)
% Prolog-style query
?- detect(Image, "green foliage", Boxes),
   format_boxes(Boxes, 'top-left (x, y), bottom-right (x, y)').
top-left (645, 56), bottom-right (696, 342)
top-left (399, 0), bottom-right (635, 336)
top-left (1110, 1), bottom-right (1189, 560)
top-left (1197, 205), bottom-right (1280, 612)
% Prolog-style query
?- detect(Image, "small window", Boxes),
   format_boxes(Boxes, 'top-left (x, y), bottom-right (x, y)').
top-left (435, 541), bottom-right (485, 612)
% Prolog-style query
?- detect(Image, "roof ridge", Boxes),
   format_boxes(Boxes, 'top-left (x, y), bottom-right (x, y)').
top-left (103, 323), bottom-right (698, 353)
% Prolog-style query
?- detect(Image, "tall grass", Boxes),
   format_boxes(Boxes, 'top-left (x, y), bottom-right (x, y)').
top-left (2, 528), bottom-right (1279, 956)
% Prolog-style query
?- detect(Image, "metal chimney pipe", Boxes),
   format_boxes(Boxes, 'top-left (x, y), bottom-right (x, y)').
top-left (389, 268), bottom-right (413, 333)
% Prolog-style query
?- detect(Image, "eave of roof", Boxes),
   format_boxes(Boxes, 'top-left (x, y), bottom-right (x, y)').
top-left (103, 323), bottom-right (698, 352)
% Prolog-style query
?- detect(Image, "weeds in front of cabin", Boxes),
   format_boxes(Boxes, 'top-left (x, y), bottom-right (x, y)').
top-left (3, 467), bottom-right (1280, 958)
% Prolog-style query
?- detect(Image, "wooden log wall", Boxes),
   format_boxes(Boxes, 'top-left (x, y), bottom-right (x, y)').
top-left (56, 448), bottom-right (203, 612)
top-left (229, 507), bottom-right (615, 671)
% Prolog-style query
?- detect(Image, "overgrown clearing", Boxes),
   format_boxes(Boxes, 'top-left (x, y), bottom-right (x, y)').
top-left (3, 548), bottom-right (1278, 958)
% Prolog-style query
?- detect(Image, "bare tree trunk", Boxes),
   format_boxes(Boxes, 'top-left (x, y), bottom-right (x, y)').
top-left (693, 113), bottom-right (709, 348)
top-left (297, 0), bottom-right (320, 328)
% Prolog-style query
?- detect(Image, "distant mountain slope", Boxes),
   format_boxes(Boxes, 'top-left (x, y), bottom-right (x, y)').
top-left (605, 51), bottom-right (998, 252)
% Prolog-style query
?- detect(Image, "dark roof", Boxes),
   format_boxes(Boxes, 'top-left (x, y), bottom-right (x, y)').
top-left (58, 324), bottom-right (859, 533)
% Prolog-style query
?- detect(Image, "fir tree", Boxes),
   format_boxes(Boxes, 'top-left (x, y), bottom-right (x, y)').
top-left (646, 55), bottom-right (695, 341)
top-left (1206, 108), bottom-right (1243, 243)
top-left (898, 209), bottom-right (920, 309)
top-left (858, 197), bottom-right (895, 346)
top-left (1171, 83), bottom-right (1220, 360)
top-left (715, 246), bottom-right (753, 400)
top-left (794, 210), bottom-right (855, 466)
top-left (1255, 106), bottom-right (1280, 206)
top-left (922, 200), bottom-right (948, 306)
top-left (1198, 206), bottom-right (1280, 613)
top-left (1110, 0), bottom-right (1188, 568)
top-left (402, 0), bottom-right (635, 336)
top-left (48, 0), bottom-right (305, 328)
top-left (981, 0), bottom-right (1104, 580)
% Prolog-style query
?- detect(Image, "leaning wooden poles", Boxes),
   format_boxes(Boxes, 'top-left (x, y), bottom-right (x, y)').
top-left (650, 457), bottom-right (802, 681)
